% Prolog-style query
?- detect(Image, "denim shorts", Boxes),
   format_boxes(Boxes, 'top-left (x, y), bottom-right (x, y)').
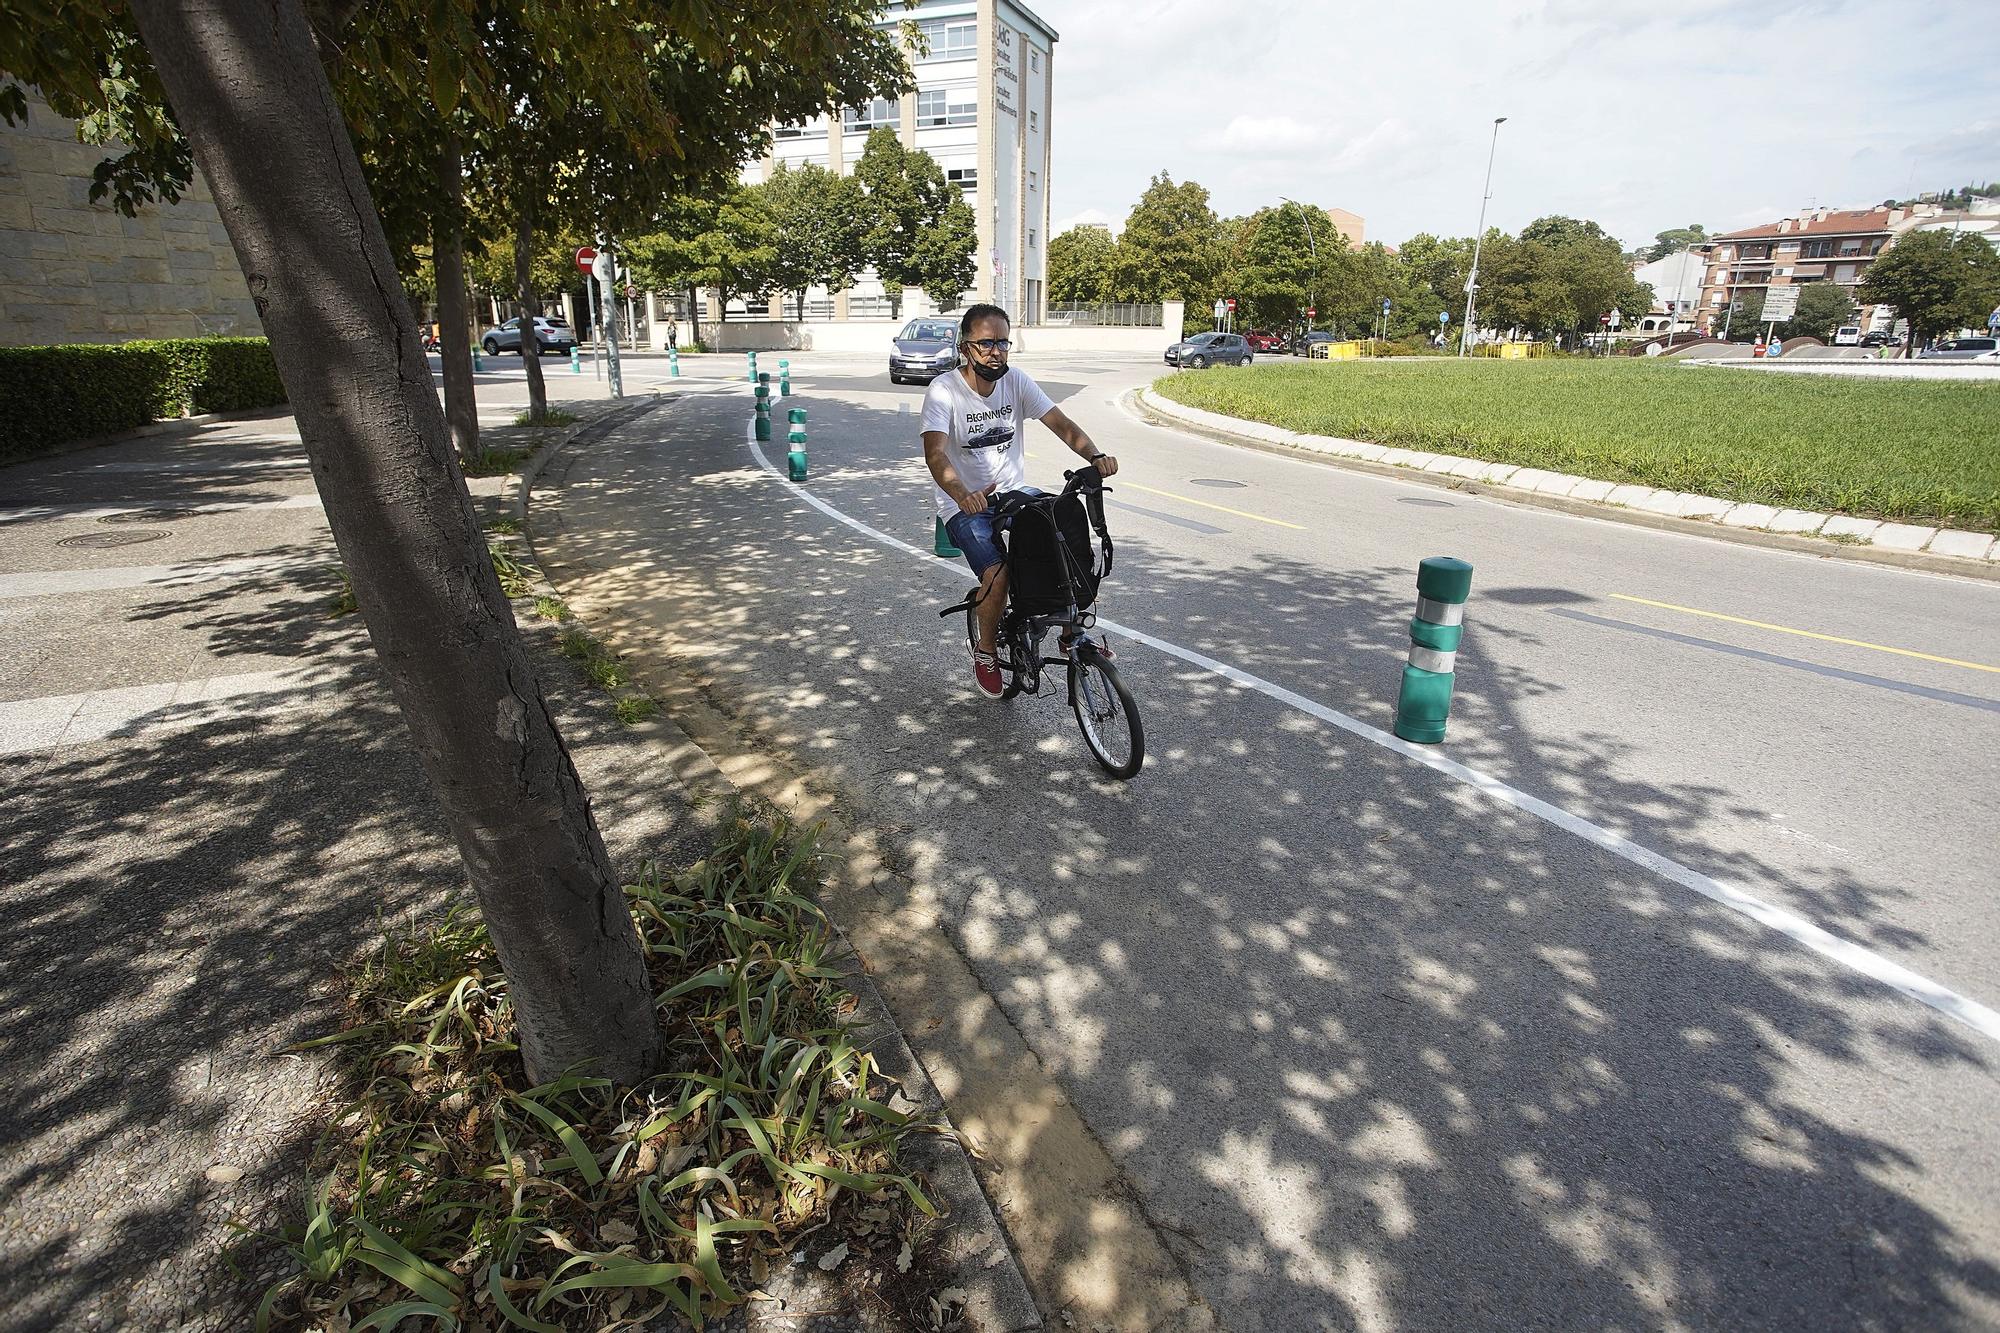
top-left (945, 488), bottom-right (1042, 578)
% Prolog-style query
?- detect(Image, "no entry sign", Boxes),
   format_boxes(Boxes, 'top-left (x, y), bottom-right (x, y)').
top-left (574, 246), bottom-right (597, 274)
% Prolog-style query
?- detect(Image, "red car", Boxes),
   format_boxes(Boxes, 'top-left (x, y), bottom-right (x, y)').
top-left (1245, 330), bottom-right (1286, 353)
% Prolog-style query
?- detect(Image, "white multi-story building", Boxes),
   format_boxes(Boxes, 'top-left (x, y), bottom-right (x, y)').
top-left (738, 0), bottom-right (1057, 325)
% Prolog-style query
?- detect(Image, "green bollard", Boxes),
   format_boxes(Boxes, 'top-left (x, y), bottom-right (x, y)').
top-left (747, 351), bottom-right (758, 383)
top-left (754, 384), bottom-right (772, 441)
top-left (570, 347), bottom-right (581, 374)
top-left (1392, 557), bottom-right (1473, 744)
top-left (471, 346), bottom-right (483, 372)
top-left (669, 346), bottom-right (680, 378)
top-left (786, 407), bottom-right (808, 481)
top-left (778, 359), bottom-right (791, 397)
top-left (934, 516), bottom-right (961, 558)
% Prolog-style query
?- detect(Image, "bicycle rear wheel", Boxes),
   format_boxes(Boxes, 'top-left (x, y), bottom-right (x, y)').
top-left (1069, 654), bottom-right (1143, 778)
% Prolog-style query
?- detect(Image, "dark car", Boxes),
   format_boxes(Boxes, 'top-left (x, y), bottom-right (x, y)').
top-left (1859, 330), bottom-right (1897, 348)
top-left (1294, 330), bottom-right (1336, 357)
top-left (480, 316), bottom-right (576, 356)
top-left (1165, 332), bottom-right (1252, 368)
top-left (890, 318), bottom-right (960, 384)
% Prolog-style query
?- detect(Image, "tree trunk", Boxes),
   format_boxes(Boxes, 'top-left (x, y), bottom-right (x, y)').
top-left (433, 141), bottom-right (480, 467)
top-left (127, 0), bottom-right (661, 1086)
top-left (514, 205), bottom-right (550, 420)
top-left (887, 285), bottom-right (904, 319)
top-left (795, 289), bottom-right (805, 322)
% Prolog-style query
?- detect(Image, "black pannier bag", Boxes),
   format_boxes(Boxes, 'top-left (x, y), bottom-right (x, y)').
top-left (996, 487), bottom-right (1113, 616)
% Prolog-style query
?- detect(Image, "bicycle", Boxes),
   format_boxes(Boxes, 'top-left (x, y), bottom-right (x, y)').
top-left (938, 469), bottom-right (1145, 780)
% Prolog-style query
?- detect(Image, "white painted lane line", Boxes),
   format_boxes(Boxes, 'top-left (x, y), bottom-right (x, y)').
top-left (0, 554), bottom-right (328, 601)
top-left (0, 666), bottom-right (327, 757)
top-left (733, 415), bottom-right (2000, 1047)
top-left (0, 493), bottom-right (324, 526)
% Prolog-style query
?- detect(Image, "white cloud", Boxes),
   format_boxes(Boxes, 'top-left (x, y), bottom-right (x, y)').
top-left (1193, 115), bottom-right (1330, 156)
top-left (1032, 1), bottom-right (2000, 249)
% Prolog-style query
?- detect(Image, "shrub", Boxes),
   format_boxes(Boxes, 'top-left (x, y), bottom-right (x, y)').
top-left (0, 336), bottom-right (287, 460)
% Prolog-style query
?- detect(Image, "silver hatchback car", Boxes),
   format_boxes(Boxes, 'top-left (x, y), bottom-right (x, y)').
top-left (1918, 336), bottom-right (1998, 362)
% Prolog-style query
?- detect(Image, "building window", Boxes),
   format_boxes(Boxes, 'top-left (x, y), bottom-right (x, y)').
top-left (1800, 239), bottom-right (1833, 259)
top-left (914, 18), bottom-right (976, 62)
top-left (1027, 170), bottom-right (1037, 191)
top-left (947, 167), bottom-right (977, 194)
top-left (774, 119), bottom-right (819, 140)
top-left (1031, 48), bottom-right (1040, 71)
top-left (843, 98), bottom-right (897, 132)
top-left (916, 87), bottom-right (976, 127)
top-left (1029, 229), bottom-right (1037, 249)
top-left (1029, 111), bottom-right (1038, 132)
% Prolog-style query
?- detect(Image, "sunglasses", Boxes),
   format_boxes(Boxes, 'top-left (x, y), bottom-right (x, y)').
top-left (963, 337), bottom-right (1012, 352)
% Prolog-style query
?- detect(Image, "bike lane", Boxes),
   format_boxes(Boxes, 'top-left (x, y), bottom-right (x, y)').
top-left (533, 364), bottom-right (2000, 1332)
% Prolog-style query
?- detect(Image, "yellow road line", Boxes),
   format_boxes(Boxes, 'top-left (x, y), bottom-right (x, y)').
top-left (1025, 451), bottom-right (1306, 530)
top-left (1609, 594), bottom-right (2000, 675)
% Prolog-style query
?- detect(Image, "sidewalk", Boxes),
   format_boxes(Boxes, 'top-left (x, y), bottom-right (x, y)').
top-left (0, 400), bottom-right (1032, 1330)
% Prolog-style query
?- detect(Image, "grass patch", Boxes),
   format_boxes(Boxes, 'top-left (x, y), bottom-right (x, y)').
top-left (487, 543), bottom-right (536, 599)
top-left (613, 695), bottom-right (660, 726)
top-left (1155, 359), bottom-right (2000, 532)
top-left (484, 517), bottom-right (522, 535)
top-left (461, 447), bottom-right (534, 479)
top-left (513, 408), bottom-right (579, 428)
top-left (328, 569), bottom-right (358, 619)
top-left (251, 812), bottom-right (936, 1331)
top-left (558, 627), bottom-right (628, 690)
top-left (532, 595), bottom-right (572, 623)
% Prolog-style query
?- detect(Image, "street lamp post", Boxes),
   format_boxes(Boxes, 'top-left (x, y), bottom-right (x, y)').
top-left (1459, 116), bottom-right (1507, 358)
top-left (1279, 196), bottom-right (1320, 335)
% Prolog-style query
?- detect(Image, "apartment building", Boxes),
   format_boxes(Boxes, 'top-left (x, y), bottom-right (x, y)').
top-left (744, 0), bottom-right (1057, 324)
top-left (1695, 207), bottom-right (1898, 334)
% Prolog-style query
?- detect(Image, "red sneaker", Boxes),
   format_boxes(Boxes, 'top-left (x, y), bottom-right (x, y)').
top-left (972, 648), bottom-right (1005, 698)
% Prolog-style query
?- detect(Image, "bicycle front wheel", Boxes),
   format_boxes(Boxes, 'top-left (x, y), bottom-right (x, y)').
top-left (1070, 654), bottom-right (1143, 778)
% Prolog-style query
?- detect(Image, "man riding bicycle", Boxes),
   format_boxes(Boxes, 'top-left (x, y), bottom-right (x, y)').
top-left (921, 303), bottom-right (1118, 698)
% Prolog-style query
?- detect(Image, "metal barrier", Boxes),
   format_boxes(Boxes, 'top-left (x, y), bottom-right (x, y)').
top-left (1041, 302), bottom-right (1166, 328)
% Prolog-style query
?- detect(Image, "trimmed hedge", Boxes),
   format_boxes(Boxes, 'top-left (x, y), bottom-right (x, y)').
top-left (0, 337), bottom-right (288, 461)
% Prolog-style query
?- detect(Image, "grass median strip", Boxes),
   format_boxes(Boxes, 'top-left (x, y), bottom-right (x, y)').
top-left (249, 812), bottom-right (952, 1331)
top-left (1154, 360), bottom-right (2000, 533)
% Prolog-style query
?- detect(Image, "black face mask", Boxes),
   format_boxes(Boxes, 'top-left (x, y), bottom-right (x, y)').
top-left (968, 358), bottom-right (1007, 383)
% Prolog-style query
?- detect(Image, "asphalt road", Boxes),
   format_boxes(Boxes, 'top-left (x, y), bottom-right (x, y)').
top-left (537, 349), bottom-right (2000, 1331)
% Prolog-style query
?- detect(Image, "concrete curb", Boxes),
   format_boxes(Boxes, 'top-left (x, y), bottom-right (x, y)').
top-left (1136, 387), bottom-right (2000, 580)
top-left (509, 393), bottom-right (1046, 1333)
top-left (502, 393), bottom-right (669, 526)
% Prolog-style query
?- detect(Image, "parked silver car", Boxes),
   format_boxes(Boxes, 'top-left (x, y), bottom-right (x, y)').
top-left (481, 316), bottom-right (577, 356)
top-left (1917, 336), bottom-right (1998, 362)
top-left (1164, 332), bottom-right (1252, 368)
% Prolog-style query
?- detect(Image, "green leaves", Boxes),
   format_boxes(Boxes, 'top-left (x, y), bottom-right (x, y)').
top-left (1860, 229), bottom-right (2000, 346)
top-left (257, 810), bottom-right (939, 1330)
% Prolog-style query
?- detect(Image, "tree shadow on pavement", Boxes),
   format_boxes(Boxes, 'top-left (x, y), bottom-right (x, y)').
top-left (0, 588), bottom-right (707, 1332)
top-left (535, 389), bottom-right (2000, 1331)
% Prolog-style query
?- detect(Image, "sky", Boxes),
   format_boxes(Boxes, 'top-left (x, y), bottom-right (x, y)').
top-left (1034, 0), bottom-right (2000, 250)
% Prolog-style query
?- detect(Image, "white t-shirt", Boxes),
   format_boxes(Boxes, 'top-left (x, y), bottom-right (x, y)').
top-left (921, 367), bottom-right (1057, 520)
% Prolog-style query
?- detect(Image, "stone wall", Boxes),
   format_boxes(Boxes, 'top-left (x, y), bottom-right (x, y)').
top-left (0, 93), bottom-right (260, 347)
